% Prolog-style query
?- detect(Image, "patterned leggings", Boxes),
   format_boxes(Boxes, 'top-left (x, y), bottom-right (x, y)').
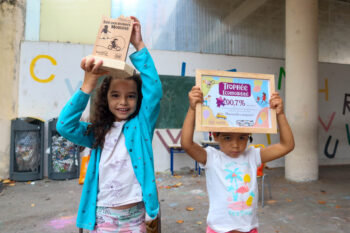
top-left (91, 203), bottom-right (146, 233)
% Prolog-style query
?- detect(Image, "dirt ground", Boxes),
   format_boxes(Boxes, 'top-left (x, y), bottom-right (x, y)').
top-left (0, 165), bottom-right (349, 233)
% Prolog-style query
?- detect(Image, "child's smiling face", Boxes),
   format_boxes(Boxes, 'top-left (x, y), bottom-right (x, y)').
top-left (107, 78), bottom-right (138, 121)
top-left (214, 132), bottom-right (250, 158)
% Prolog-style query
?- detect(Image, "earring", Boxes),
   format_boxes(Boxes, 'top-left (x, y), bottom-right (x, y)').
top-left (249, 136), bottom-right (253, 143)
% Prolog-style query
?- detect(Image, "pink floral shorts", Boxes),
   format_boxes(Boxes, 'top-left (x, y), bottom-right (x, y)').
top-left (91, 203), bottom-right (146, 233)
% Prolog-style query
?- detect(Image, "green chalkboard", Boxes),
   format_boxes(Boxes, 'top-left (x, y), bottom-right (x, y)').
top-left (156, 75), bottom-right (195, 128)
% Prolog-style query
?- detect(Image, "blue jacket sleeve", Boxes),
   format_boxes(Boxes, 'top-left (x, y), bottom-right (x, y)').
top-left (130, 48), bottom-right (162, 132)
top-left (56, 89), bottom-right (95, 148)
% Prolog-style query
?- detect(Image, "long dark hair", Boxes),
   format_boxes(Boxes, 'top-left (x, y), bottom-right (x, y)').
top-left (86, 74), bottom-right (143, 148)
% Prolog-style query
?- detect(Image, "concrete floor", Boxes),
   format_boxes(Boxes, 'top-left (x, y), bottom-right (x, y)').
top-left (0, 165), bottom-right (349, 233)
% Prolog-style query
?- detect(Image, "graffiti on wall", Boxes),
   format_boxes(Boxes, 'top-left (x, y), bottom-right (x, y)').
top-left (29, 54), bottom-right (82, 96)
top-left (19, 42), bottom-right (350, 168)
top-left (319, 76), bottom-right (350, 159)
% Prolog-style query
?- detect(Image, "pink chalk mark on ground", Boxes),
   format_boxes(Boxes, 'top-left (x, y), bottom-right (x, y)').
top-left (46, 215), bottom-right (75, 229)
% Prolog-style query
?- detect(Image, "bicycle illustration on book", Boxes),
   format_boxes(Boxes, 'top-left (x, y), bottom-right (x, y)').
top-left (96, 36), bottom-right (126, 54)
top-left (107, 38), bottom-right (122, 51)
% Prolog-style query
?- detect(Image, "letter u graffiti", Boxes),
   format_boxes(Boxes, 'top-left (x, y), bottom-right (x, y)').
top-left (324, 135), bottom-right (339, 159)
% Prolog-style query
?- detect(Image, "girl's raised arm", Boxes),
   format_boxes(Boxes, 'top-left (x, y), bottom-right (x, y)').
top-left (56, 90), bottom-right (95, 148)
top-left (260, 93), bottom-right (295, 163)
top-left (181, 86), bottom-right (207, 164)
top-left (129, 17), bottom-right (162, 131)
top-left (56, 57), bottom-right (108, 148)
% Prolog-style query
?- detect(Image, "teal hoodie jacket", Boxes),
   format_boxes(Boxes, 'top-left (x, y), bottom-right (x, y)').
top-left (57, 48), bottom-right (162, 230)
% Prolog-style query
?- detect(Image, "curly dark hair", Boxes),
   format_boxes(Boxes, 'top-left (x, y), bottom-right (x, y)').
top-left (86, 74), bottom-right (143, 148)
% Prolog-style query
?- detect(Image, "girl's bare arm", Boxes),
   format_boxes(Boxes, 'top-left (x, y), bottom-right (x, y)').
top-left (181, 86), bottom-right (207, 164)
top-left (260, 93), bottom-right (295, 163)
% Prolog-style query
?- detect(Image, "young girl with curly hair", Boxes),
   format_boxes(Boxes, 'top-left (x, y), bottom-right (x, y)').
top-left (57, 17), bottom-right (161, 232)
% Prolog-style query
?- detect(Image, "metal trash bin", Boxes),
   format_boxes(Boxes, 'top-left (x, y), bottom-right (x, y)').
top-left (48, 118), bottom-right (80, 180)
top-left (10, 117), bottom-right (44, 181)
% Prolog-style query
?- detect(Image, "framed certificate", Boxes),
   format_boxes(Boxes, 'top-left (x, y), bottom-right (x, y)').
top-left (195, 69), bottom-right (277, 134)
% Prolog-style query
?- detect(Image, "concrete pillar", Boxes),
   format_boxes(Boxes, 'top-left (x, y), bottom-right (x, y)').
top-left (0, 1), bottom-right (25, 179)
top-left (285, 0), bottom-right (318, 181)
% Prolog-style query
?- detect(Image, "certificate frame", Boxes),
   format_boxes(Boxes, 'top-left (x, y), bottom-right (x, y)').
top-left (195, 69), bottom-right (277, 134)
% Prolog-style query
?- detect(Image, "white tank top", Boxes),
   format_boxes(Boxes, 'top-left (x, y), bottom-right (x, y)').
top-left (97, 121), bottom-right (143, 207)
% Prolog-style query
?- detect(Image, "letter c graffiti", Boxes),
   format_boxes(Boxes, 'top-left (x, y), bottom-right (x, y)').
top-left (30, 55), bottom-right (57, 83)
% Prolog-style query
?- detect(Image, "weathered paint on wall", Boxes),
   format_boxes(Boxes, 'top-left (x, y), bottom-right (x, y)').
top-left (40, 0), bottom-right (111, 44)
top-left (0, 0), bottom-right (25, 179)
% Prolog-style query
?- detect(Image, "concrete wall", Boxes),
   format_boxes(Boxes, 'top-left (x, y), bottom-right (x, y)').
top-left (319, 0), bottom-right (350, 64)
top-left (0, 0), bottom-right (25, 179)
top-left (40, 0), bottom-right (110, 44)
